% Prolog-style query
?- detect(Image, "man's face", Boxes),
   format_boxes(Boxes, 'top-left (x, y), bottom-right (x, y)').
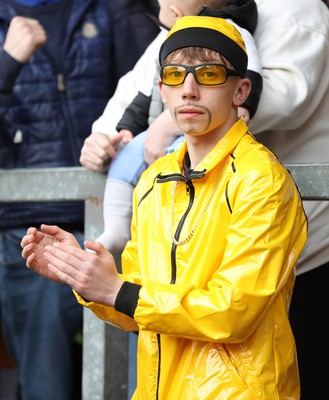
top-left (160, 56), bottom-right (242, 140)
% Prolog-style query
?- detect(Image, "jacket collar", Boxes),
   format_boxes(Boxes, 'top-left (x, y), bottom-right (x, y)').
top-left (175, 118), bottom-right (249, 175)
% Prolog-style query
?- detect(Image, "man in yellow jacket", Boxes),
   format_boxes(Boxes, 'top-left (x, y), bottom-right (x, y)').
top-left (21, 16), bottom-right (307, 399)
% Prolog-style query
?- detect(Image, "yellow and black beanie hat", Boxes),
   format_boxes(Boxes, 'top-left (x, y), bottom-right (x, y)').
top-left (159, 16), bottom-right (248, 77)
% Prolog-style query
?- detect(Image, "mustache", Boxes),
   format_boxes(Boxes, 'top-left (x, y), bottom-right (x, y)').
top-left (174, 104), bottom-right (211, 134)
top-left (174, 104), bottom-right (210, 115)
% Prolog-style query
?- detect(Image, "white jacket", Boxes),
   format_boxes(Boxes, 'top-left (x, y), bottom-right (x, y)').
top-left (249, 0), bottom-right (329, 274)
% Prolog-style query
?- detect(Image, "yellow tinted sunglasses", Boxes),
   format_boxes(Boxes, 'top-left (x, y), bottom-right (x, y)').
top-left (161, 63), bottom-right (242, 87)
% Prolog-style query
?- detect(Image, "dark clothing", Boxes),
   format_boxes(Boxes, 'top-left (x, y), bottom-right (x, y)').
top-left (0, 0), bottom-right (139, 228)
top-left (10, 0), bottom-right (73, 71)
top-left (121, 0), bottom-right (160, 57)
top-left (289, 262), bottom-right (329, 400)
top-left (116, 91), bottom-right (151, 136)
top-left (0, 1), bottom-right (139, 399)
top-left (201, 0), bottom-right (258, 34)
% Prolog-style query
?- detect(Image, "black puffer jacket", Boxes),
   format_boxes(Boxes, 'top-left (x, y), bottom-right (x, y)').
top-left (0, 0), bottom-right (139, 228)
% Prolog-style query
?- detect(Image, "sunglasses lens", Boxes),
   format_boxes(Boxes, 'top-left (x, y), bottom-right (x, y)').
top-left (162, 65), bottom-right (186, 86)
top-left (195, 65), bottom-right (226, 85)
top-left (161, 65), bottom-right (229, 86)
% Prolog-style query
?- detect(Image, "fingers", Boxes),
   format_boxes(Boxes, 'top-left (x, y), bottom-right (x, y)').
top-left (43, 242), bottom-right (106, 292)
top-left (43, 244), bottom-right (82, 285)
top-left (4, 16), bottom-right (46, 63)
top-left (79, 132), bottom-right (118, 171)
top-left (20, 227), bottom-right (36, 248)
top-left (40, 224), bottom-right (81, 247)
top-left (21, 242), bottom-right (35, 261)
top-left (25, 252), bottom-right (37, 268)
top-left (40, 224), bottom-right (68, 239)
top-left (84, 240), bottom-right (111, 257)
top-left (44, 241), bottom-right (120, 305)
top-left (119, 129), bottom-right (134, 144)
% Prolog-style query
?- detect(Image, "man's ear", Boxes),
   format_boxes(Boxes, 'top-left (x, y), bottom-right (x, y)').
top-left (158, 79), bottom-right (168, 104)
top-left (233, 78), bottom-right (251, 106)
top-left (170, 5), bottom-right (184, 20)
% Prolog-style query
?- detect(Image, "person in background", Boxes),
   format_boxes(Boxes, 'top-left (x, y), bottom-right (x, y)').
top-left (95, 0), bottom-right (263, 252)
top-left (80, 2), bottom-right (329, 396)
top-left (21, 15), bottom-right (307, 399)
top-left (120, 0), bottom-right (160, 58)
top-left (247, 1), bottom-right (329, 398)
top-left (0, 1), bottom-right (139, 399)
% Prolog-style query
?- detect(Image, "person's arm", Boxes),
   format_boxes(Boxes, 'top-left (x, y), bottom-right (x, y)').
top-left (25, 157), bottom-right (307, 339)
top-left (80, 30), bottom-right (167, 171)
top-left (21, 223), bottom-right (140, 330)
top-left (0, 48), bottom-right (22, 118)
top-left (116, 91), bottom-right (151, 136)
top-left (21, 224), bottom-right (124, 304)
top-left (249, 0), bottom-right (329, 133)
top-left (79, 131), bottom-right (127, 171)
top-left (143, 108), bottom-right (181, 165)
top-left (0, 16), bottom-right (46, 118)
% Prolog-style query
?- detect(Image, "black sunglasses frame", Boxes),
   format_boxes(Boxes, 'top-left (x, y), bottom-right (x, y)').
top-left (160, 63), bottom-right (243, 87)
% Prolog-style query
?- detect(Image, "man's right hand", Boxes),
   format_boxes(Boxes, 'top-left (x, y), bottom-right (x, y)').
top-left (80, 131), bottom-right (133, 171)
top-left (4, 16), bottom-right (46, 63)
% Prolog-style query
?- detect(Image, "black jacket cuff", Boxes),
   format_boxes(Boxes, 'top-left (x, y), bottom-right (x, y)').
top-left (0, 48), bottom-right (25, 91)
top-left (115, 281), bottom-right (142, 318)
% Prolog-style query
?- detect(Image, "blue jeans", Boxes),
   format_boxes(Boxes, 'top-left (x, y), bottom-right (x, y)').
top-left (109, 130), bottom-right (184, 186)
top-left (0, 227), bottom-right (83, 400)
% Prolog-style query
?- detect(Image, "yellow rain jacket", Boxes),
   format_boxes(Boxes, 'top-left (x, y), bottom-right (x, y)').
top-left (77, 119), bottom-right (307, 399)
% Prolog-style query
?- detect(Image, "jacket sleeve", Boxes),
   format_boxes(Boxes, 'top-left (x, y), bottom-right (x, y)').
top-left (91, 30), bottom-right (165, 135)
top-left (249, 0), bottom-right (329, 133)
top-left (116, 91), bottom-right (151, 135)
top-left (0, 48), bottom-right (24, 119)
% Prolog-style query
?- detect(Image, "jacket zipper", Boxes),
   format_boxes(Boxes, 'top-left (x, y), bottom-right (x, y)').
top-left (56, 73), bottom-right (80, 164)
top-left (156, 177), bottom-right (196, 399)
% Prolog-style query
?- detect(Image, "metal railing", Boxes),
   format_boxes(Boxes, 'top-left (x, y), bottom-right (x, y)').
top-left (1, 163), bottom-right (329, 399)
top-left (0, 167), bottom-right (128, 400)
